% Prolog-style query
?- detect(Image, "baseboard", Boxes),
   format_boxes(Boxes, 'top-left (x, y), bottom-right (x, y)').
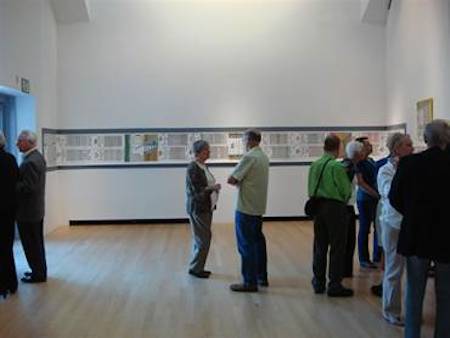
top-left (69, 216), bottom-right (316, 226)
top-left (69, 218), bottom-right (190, 225)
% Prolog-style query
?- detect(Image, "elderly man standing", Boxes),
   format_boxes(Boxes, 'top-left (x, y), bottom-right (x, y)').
top-left (228, 129), bottom-right (269, 293)
top-left (308, 134), bottom-right (353, 297)
top-left (16, 130), bottom-right (47, 284)
top-left (390, 120), bottom-right (450, 338)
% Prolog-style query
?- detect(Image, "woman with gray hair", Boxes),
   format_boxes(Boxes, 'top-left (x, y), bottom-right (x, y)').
top-left (185, 140), bottom-right (221, 278)
top-left (377, 132), bottom-right (414, 326)
top-left (0, 132), bottom-right (19, 298)
top-left (341, 141), bottom-right (364, 277)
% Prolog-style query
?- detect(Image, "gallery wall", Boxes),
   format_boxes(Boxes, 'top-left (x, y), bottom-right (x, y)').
top-left (0, 0), bottom-right (63, 232)
top-left (386, 0), bottom-right (450, 139)
top-left (54, 0), bottom-right (388, 224)
top-left (4, 0), bottom-right (448, 227)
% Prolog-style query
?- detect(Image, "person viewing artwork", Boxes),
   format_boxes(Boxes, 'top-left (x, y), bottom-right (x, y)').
top-left (377, 133), bottom-right (414, 326)
top-left (228, 129), bottom-right (269, 293)
top-left (185, 140), bottom-right (221, 279)
top-left (341, 141), bottom-right (364, 278)
top-left (0, 132), bottom-right (19, 297)
top-left (389, 120), bottom-right (450, 338)
top-left (355, 137), bottom-right (381, 269)
top-left (308, 134), bottom-right (353, 297)
top-left (16, 130), bottom-right (48, 284)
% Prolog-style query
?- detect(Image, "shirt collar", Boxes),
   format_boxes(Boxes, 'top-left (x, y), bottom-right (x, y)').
top-left (24, 147), bottom-right (37, 157)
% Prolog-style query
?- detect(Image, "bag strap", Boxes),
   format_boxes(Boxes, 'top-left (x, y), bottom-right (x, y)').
top-left (312, 158), bottom-right (332, 197)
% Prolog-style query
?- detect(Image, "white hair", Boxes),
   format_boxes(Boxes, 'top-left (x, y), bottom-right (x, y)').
top-left (18, 130), bottom-right (38, 146)
top-left (345, 141), bottom-right (363, 160)
top-left (424, 120), bottom-right (449, 148)
top-left (0, 132), bottom-right (5, 148)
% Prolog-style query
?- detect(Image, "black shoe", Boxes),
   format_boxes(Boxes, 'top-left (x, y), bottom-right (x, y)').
top-left (20, 276), bottom-right (46, 284)
top-left (202, 270), bottom-right (212, 276)
top-left (188, 270), bottom-right (210, 279)
top-left (24, 271), bottom-right (33, 277)
top-left (258, 279), bottom-right (269, 287)
top-left (327, 286), bottom-right (354, 297)
top-left (371, 283), bottom-right (382, 297)
top-left (314, 287), bottom-right (326, 294)
top-left (229, 283), bottom-right (258, 293)
top-left (312, 280), bottom-right (325, 294)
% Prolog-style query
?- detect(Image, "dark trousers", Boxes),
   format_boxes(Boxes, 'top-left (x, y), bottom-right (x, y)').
top-left (343, 206), bottom-right (356, 277)
top-left (0, 214), bottom-right (18, 293)
top-left (235, 211), bottom-right (267, 286)
top-left (18, 219), bottom-right (47, 280)
top-left (312, 200), bottom-right (348, 290)
top-left (357, 199), bottom-right (381, 263)
top-left (405, 257), bottom-right (450, 338)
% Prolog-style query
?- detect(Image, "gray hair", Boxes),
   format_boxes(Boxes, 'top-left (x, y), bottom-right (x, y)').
top-left (424, 119), bottom-right (449, 148)
top-left (386, 132), bottom-right (409, 154)
top-left (18, 130), bottom-right (38, 146)
top-left (244, 129), bottom-right (262, 143)
top-left (192, 140), bottom-right (209, 156)
top-left (345, 141), bottom-right (363, 160)
top-left (0, 132), bottom-right (5, 149)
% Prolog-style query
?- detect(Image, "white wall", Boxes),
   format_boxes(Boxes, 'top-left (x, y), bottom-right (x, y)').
top-left (386, 0), bottom-right (450, 138)
top-left (53, 0), bottom-right (387, 223)
top-left (0, 0), bottom-right (62, 232)
top-left (57, 0), bottom-right (387, 128)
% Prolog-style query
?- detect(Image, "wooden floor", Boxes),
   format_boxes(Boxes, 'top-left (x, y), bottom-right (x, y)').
top-left (0, 222), bottom-right (435, 338)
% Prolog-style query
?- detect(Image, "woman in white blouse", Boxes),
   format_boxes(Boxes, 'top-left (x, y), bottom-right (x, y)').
top-left (377, 133), bottom-right (414, 326)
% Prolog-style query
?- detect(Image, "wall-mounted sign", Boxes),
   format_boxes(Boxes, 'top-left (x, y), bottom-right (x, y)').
top-left (20, 77), bottom-right (30, 94)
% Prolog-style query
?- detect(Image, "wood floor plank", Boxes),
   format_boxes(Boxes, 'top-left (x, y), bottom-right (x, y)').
top-left (0, 222), bottom-right (435, 338)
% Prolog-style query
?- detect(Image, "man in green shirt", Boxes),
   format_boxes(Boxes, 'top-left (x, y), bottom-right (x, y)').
top-left (308, 134), bottom-right (353, 297)
top-left (228, 129), bottom-right (269, 293)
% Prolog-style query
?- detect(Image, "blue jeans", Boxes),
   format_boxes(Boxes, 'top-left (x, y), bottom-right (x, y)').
top-left (405, 256), bottom-right (450, 338)
top-left (357, 199), bottom-right (380, 263)
top-left (235, 211), bottom-right (267, 286)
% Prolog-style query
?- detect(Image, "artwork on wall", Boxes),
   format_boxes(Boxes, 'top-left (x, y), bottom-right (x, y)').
top-left (416, 97), bottom-right (433, 145)
top-left (43, 125), bottom-right (406, 169)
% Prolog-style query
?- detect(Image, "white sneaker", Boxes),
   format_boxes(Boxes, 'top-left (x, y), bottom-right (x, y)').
top-left (383, 314), bottom-right (405, 327)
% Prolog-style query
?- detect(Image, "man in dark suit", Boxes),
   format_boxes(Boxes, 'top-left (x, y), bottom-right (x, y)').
top-left (389, 120), bottom-right (450, 338)
top-left (16, 130), bottom-right (47, 284)
top-left (0, 132), bottom-right (19, 297)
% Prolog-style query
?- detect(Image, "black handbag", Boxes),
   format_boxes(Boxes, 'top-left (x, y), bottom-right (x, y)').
top-left (304, 159), bottom-right (332, 217)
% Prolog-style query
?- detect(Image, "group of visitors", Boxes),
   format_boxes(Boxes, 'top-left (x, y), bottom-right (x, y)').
top-left (186, 122), bottom-right (450, 338)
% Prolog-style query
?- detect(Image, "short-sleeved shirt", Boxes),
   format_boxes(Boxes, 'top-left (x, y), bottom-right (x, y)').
top-left (231, 146), bottom-right (269, 216)
top-left (356, 158), bottom-right (378, 202)
top-left (308, 153), bottom-right (351, 203)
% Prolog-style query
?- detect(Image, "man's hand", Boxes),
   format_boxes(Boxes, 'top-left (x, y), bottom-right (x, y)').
top-left (227, 176), bottom-right (238, 186)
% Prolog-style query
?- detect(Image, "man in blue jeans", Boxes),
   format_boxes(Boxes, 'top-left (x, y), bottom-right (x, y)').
top-left (390, 120), bottom-right (450, 338)
top-left (228, 129), bottom-right (269, 293)
top-left (355, 137), bottom-right (381, 268)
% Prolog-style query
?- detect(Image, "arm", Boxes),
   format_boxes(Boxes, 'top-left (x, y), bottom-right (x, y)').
top-left (333, 164), bottom-right (352, 202)
top-left (389, 160), bottom-right (406, 214)
top-left (377, 165), bottom-right (393, 200)
top-left (228, 155), bottom-right (255, 186)
top-left (16, 161), bottom-right (40, 195)
top-left (186, 163), bottom-right (211, 200)
top-left (356, 173), bottom-right (379, 199)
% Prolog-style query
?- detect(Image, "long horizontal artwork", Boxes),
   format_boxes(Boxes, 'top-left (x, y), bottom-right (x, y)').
top-left (42, 125), bottom-right (406, 169)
